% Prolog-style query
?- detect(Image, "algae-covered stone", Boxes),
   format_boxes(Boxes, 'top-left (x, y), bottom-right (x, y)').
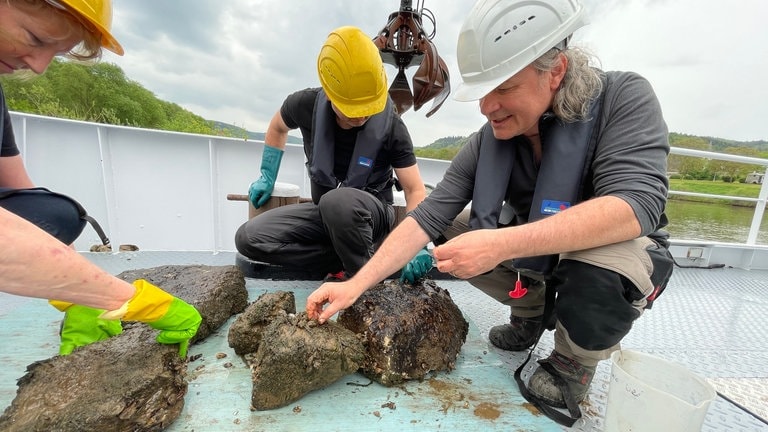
top-left (337, 279), bottom-right (468, 386)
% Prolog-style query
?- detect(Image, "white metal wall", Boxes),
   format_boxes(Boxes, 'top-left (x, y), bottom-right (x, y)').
top-left (10, 112), bottom-right (451, 252)
top-left (11, 112), bottom-right (768, 270)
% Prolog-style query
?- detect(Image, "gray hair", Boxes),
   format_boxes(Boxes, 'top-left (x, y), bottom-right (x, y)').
top-left (532, 46), bottom-right (604, 123)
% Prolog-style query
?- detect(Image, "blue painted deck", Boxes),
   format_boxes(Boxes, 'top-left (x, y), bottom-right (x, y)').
top-left (1, 251), bottom-right (767, 431)
top-left (0, 252), bottom-right (555, 432)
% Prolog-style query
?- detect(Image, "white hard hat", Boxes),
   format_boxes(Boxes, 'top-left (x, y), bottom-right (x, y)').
top-left (454, 0), bottom-right (588, 101)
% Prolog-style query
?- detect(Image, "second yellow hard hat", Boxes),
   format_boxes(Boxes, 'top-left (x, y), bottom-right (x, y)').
top-left (317, 26), bottom-right (387, 118)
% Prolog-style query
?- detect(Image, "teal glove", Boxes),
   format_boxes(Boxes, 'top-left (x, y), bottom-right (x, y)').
top-left (400, 246), bottom-right (433, 284)
top-left (50, 301), bottom-right (123, 356)
top-left (248, 145), bottom-right (284, 208)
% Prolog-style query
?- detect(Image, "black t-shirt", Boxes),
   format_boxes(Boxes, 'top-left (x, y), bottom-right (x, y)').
top-left (279, 87), bottom-right (416, 181)
top-left (1, 85), bottom-right (20, 157)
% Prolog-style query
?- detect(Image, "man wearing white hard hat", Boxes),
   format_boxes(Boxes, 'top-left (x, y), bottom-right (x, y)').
top-left (307, 0), bottom-right (672, 420)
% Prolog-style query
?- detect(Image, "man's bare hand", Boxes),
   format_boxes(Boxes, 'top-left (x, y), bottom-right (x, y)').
top-left (306, 280), bottom-right (363, 324)
top-left (433, 229), bottom-right (505, 279)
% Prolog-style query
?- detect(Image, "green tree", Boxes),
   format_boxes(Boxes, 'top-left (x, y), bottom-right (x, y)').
top-left (719, 146), bottom-right (763, 182)
top-left (0, 59), bottom-right (218, 135)
top-left (668, 134), bottom-right (712, 179)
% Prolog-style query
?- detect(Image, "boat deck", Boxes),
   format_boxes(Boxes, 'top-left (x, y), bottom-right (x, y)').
top-left (1, 251), bottom-right (767, 431)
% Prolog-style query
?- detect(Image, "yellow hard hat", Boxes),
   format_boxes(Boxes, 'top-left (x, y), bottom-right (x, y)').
top-left (317, 26), bottom-right (387, 118)
top-left (47, 0), bottom-right (124, 55)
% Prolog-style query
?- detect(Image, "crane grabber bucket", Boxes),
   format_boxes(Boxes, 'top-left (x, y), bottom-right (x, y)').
top-left (372, 0), bottom-right (450, 118)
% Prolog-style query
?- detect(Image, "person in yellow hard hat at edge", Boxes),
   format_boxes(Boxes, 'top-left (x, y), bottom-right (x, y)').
top-left (235, 26), bottom-right (430, 284)
top-left (0, 0), bottom-right (201, 357)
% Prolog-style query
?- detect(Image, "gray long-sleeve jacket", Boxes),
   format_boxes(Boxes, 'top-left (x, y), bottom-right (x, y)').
top-left (410, 71), bottom-right (670, 239)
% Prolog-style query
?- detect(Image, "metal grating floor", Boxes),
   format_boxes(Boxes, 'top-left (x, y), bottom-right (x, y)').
top-left (1, 251), bottom-right (767, 431)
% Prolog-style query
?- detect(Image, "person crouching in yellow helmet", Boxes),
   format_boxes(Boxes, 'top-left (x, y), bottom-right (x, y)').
top-left (235, 26), bottom-right (431, 284)
top-left (0, 0), bottom-right (201, 358)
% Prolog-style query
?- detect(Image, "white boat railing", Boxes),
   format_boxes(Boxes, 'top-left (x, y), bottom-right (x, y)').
top-left (10, 112), bottom-right (768, 269)
top-left (669, 147), bottom-right (768, 245)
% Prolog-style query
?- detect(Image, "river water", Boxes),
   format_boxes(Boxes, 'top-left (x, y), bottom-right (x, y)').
top-left (664, 200), bottom-right (768, 245)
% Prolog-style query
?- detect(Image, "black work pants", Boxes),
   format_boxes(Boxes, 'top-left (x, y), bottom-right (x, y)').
top-left (234, 188), bottom-right (395, 275)
top-left (440, 209), bottom-right (672, 364)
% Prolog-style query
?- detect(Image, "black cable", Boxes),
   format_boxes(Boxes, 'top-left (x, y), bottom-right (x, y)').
top-left (420, 8), bottom-right (436, 40)
top-left (717, 391), bottom-right (768, 426)
top-left (671, 255), bottom-right (726, 269)
top-left (671, 256), bottom-right (766, 426)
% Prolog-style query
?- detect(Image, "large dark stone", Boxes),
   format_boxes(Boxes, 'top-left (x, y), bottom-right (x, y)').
top-left (227, 290), bottom-right (295, 355)
top-left (116, 265), bottom-right (248, 342)
top-left (337, 279), bottom-right (469, 386)
top-left (0, 265), bottom-right (248, 432)
top-left (227, 291), bottom-right (365, 410)
top-left (247, 312), bottom-right (365, 410)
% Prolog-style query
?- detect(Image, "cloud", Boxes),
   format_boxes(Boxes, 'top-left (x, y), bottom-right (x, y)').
top-left (106, 0), bottom-right (768, 144)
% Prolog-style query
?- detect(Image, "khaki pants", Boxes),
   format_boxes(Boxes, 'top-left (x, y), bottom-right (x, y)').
top-left (440, 210), bottom-right (661, 365)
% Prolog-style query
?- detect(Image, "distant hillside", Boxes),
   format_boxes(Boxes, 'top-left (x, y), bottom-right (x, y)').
top-left (414, 135), bottom-right (471, 160)
top-left (5, 59), bottom-right (763, 157)
top-left (697, 136), bottom-right (768, 152)
top-left (425, 136), bottom-right (468, 150)
top-left (415, 132), bottom-right (768, 161)
top-left (0, 59), bottom-right (305, 143)
top-left (211, 121), bottom-right (303, 144)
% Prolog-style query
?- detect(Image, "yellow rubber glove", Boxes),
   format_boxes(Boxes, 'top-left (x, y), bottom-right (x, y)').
top-left (100, 279), bottom-right (202, 357)
top-left (49, 300), bottom-right (123, 356)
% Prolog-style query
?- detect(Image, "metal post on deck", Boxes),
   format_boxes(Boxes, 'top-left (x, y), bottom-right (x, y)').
top-left (672, 147), bottom-right (768, 246)
top-left (746, 166), bottom-right (768, 245)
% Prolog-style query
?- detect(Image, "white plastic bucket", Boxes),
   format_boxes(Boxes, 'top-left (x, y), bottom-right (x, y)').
top-left (604, 350), bottom-right (716, 432)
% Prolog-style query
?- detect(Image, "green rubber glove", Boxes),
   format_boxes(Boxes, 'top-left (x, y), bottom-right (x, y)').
top-left (400, 246), bottom-right (433, 284)
top-left (248, 145), bottom-right (283, 208)
top-left (49, 300), bottom-right (123, 356)
top-left (100, 279), bottom-right (202, 358)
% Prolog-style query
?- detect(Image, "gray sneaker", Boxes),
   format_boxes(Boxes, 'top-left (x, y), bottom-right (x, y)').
top-left (488, 315), bottom-right (543, 351)
top-left (527, 351), bottom-right (596, 409)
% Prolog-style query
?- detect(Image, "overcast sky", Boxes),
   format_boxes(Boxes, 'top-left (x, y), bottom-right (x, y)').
top-left (105, 0), bottom-right (768, 147)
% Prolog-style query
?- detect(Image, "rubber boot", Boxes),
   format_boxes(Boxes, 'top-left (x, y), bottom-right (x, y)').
top-left (489, 315), bottom-right (544, 351)
top-left (527, 350), bottom-right (597, 408)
